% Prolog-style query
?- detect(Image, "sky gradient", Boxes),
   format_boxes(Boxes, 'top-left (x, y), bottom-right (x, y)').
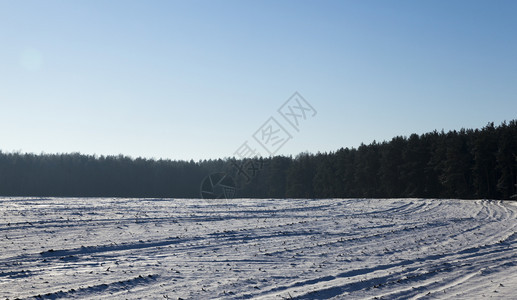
top-left (1, 0), bottom-right (516, 161)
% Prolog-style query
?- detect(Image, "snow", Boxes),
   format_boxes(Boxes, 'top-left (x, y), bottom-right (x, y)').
top-left (1, 197), bottom-right (516, 299)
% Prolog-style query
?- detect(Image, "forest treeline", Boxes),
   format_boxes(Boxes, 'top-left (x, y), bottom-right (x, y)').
top-left (1, 121), bottom-right (516, 199)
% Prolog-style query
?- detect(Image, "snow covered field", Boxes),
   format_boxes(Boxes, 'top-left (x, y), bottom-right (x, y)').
top-left (1, 197), bottom-right (517, 299)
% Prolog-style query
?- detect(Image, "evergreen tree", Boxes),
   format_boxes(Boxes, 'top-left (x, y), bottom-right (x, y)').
top-left (495, 121), bottom-right (517, 199)
top-left (472, 123), bottom-right (499, 199)
top-left (0, 120), bottom-right (516, 199)
top-left (378, 137), bottom-right (406, 197)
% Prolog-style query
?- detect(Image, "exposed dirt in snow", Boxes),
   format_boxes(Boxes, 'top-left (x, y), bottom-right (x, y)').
top-left (1, 198), bottom-right (516, 299)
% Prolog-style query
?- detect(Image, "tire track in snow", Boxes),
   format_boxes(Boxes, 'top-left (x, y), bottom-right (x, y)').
top-left (1, 198), bottom-right (516, 299)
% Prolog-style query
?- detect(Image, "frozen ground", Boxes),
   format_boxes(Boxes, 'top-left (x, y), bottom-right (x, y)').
top-left (1, 197), bottom-right (516, 299)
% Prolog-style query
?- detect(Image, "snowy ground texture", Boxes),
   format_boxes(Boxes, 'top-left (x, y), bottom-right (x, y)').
top-left (1, 198), bottom-right (517, 300)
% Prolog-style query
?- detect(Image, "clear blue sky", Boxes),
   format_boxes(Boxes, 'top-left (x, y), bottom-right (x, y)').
top-left (1, 0), bottom-right (516, 161)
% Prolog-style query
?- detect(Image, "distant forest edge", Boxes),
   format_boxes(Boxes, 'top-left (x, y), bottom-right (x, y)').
top-left (1, 120), bottom-right (516, 199)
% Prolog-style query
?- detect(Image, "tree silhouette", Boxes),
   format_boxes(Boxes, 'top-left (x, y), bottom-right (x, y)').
top-left (0, 120), bottom-right (516, 199)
